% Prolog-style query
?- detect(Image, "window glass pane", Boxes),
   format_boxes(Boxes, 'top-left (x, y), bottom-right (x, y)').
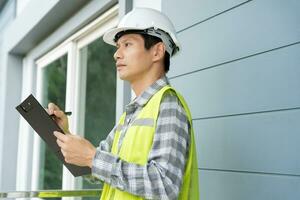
top-left (78, 37), bottom-right (116, 199)
top-left (40, 54), bottom-right (67, 199)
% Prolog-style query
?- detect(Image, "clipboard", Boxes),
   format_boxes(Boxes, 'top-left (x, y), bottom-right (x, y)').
top-left (16, 94), bottom-right (91, 177)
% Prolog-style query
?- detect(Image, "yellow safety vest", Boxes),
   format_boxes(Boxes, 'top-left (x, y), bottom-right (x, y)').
top-left (100, 86), bottom-right (199, 200)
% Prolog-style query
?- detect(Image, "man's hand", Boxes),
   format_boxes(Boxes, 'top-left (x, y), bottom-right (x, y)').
top-left (47, 103), bottom-right (70, 134)
top-left (54, 131), bottom-right (96, 168)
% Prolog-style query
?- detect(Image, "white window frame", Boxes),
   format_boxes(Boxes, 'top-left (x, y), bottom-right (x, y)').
top-left (31, 5), bottom-right (118, 198)
top-left (33, 42), bottom-right (72, 191)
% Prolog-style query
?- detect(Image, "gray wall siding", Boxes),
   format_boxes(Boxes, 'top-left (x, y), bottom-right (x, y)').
top-left (162, 0), bottom-right (300, 199)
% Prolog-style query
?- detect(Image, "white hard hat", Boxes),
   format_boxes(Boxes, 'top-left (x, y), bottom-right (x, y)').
top-left (103, 7), bottom-right (180, 56)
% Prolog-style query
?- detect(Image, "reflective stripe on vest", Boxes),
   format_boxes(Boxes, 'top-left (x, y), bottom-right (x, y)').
top-left (100, 86), bottom-right (199, 200)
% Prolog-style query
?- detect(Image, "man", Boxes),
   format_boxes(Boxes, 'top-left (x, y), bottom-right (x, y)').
top-left (48, 8), bottom-right (199, 200)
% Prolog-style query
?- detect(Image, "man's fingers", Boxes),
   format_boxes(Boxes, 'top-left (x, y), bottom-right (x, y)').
top-left (48, 103), bottom-right (60, 115)
top-left (60, 147), bottom-right (72, 164)
top-left (48, 102), bottom-right (60, 110)
top-left (54, 110), bottom-right (65, 118)
top-left (54, 131), bottom-right (68, 142)
top-left (61, 149), bottom-right (67, 159)
top-left (56, 138), bottom-right (66, 148)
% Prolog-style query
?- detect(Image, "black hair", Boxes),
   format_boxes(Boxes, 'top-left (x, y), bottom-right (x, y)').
top-left (114, 30), bottom-right (170, 73)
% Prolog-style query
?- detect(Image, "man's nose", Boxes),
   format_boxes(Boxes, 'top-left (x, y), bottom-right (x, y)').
top-left (113, 48), bottom-right (122, 61)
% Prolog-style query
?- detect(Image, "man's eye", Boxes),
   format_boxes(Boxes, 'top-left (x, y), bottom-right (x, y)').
top-left (124, 42), bottom-right (131, 47)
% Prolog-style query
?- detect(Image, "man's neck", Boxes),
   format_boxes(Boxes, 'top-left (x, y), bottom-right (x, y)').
top-left (131, 71), bottom-right (165, 97)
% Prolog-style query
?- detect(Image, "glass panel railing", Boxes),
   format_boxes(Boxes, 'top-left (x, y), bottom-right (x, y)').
top-left (0, 189), bottom-right (101, 199)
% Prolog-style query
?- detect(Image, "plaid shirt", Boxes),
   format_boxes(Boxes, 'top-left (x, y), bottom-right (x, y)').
top-left (91, 76), bottom-right (190, 200)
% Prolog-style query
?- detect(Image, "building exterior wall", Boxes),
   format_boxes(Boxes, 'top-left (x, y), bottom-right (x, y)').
top-left (0, 0), bottom-right (18, 191)
top-left (0, 0), bottom-right (299, 198)
top-left (162, 0), bottom-right (300, 199)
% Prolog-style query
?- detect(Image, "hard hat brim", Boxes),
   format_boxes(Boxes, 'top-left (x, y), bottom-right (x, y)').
top-left (103, 27), bottom-right (147, 46)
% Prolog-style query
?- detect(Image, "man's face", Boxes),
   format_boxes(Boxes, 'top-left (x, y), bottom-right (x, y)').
top-left (114, 33), bottom-right (153, 82)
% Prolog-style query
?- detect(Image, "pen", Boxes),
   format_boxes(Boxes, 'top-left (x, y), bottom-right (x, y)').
top-left (50, 111), bottom-right (72, 116)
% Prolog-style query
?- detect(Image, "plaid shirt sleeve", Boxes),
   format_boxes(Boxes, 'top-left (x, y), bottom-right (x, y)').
top-left (91, 90), bottom-right (190, 200)
top-left (83, 125), bottom-right (116, 183)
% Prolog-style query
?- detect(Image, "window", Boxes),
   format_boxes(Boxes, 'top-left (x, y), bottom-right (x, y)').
top-left (79, 37), bottom-right (116, 192)
top-left (41, 55), bottom-right (68, 192)
top-left (33, 5), bottom-right (118, 197)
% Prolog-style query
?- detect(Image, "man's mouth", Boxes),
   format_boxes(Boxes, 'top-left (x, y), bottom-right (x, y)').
top-left (116, 63), bottom-right (126, 70)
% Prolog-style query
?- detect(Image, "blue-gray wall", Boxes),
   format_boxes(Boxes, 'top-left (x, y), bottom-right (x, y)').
top-left (163, 0), bottom-right (300, 199)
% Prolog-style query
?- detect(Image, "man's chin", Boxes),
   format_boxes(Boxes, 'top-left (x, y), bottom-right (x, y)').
top-left (118, 73), bottom-right (129, 81)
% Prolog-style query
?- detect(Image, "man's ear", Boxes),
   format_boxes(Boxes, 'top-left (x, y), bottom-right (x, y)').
top-left (152, 42), bottom-right (165, 62)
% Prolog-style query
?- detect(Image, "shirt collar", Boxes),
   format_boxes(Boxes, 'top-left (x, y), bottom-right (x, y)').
top-left (127, 76), bottom-right (170, 109)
